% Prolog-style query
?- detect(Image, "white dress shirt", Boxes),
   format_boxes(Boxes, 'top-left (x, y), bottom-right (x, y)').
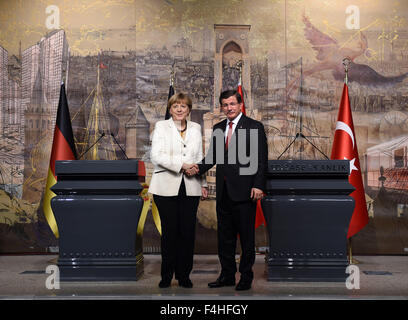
top-left (225, 112), bottom-right (243, 141)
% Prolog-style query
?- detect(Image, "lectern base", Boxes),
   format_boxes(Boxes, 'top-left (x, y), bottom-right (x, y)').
top-left (51, 160), bottom-right (146, 282)
top-left (261, 160), bottom-right (355, 283)
top-left (58, 253), bottom-right (144, 281)
top-left (265, 257), bottom-right (348, 282)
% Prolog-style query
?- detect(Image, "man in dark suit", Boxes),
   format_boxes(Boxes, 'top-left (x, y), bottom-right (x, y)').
top-left (188, 89), bottom-right (268, 291)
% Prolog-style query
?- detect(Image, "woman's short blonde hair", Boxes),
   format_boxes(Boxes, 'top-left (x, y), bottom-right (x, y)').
top-left (167, 92), bottom-right (193, 112)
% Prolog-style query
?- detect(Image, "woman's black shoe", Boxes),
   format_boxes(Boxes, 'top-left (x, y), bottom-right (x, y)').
top-left (159, 279), bottom-right (172, 288)
top-left (178, 278), bottom-right (193, 288)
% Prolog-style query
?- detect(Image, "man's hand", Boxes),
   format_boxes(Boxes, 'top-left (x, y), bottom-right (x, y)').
top-left (182, 163), bottom-right (199, 176)
top-left (250, 188), bottom-right (264, 201)
top-left (201, 187), bottom-right (208, 200)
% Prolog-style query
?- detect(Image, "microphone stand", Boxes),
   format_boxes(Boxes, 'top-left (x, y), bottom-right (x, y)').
top-left (111, 133), bottom-right (129, 159)
top-left (78, 132), bottom-right (105, 159)
top-left (277, 133), bottom-right (329, 160)
top-left (278, 56), bottom-right (329, 160)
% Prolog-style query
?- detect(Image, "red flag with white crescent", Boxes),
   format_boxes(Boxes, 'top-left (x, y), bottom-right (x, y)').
top-left (331, 83), bottom-right (369, 238)
top-left (237, 82), bottom-right (264, 228)
top-left (237, 83), bottom-right (246, 116)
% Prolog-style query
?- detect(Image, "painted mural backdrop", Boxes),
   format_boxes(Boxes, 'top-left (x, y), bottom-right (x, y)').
top-left (1, 0), bottom-right (408, 254)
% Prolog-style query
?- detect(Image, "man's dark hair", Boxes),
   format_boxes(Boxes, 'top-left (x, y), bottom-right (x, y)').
top-left (219, 90), bottom-right (242, 105)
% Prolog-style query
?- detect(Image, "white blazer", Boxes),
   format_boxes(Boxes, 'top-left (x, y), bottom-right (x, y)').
top-left (148, 118), bottom-right (207, 197)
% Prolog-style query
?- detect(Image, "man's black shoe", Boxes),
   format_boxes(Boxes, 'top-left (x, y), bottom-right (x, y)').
top-left (178, 278), bottom-right (193, 288)
top-left (235, 279), bottom-right (252, 291)
top-left (208, 277), bottom-right (235, 288)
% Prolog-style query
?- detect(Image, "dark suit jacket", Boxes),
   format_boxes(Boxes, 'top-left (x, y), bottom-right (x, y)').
top-left (198, 114), bottom-right (268, 203)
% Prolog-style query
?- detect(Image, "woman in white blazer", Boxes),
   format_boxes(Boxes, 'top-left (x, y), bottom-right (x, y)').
top-left (149, 92), bottom-right (207, 288)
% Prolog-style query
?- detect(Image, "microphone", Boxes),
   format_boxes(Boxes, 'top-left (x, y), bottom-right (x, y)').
top-left (110, 133), bottom-right (129, 159)
top-left (78, 132), bottom-right (105, 159)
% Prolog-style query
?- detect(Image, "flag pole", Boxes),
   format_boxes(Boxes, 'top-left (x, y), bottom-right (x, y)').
top-left (237, 60), bottom-right (243, 85)
top-left (343, 57), bottom-right (353, 264)
top-left (342, 57), bottom-right (359, 265)
top-left (170, 71), bottom-right (174, 87)
top-left (342, 57), bottom-right (350, 86)
top-left (235, 60), bottom-right (246, 116)
top-left (170, 60), bottom-right (175, 87)
top-left (165, 62), bottom-right (176, 120)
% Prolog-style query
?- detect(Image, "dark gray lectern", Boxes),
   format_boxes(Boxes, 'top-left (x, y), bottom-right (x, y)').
top-left (261, 160), bottom-right (355, 282)
top-left (51, 160), bottom-right (144, 281)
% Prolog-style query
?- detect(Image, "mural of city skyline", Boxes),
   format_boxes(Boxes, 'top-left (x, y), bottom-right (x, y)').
top-left (1, 0), bottom-right (408, 254)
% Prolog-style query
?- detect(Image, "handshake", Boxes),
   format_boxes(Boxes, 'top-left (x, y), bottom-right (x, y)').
top-left (182, 163), bottom-right (208, 199)
top-left (182, 163), bottom-right (199, 176)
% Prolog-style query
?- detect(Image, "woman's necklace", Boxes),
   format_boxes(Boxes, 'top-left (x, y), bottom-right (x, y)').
top-left (178, 122), bottom-right (187, 133)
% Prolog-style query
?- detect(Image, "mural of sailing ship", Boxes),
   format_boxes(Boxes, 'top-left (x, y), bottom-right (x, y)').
top-left (73, 60), bottom-right (120, 161)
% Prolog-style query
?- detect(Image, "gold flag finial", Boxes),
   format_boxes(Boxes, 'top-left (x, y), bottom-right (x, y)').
top-left (235, 60), bottom-right (243, 84)
top-left (342, 57), bottom-right (351, 85)
top-left (170, 61), bottom-right (175, 86)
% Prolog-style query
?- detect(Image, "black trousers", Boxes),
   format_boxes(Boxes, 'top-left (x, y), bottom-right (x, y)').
top-left (153, 179), bottom-right (200, 281)
top-left (216, 183), bottom-right (256, 281)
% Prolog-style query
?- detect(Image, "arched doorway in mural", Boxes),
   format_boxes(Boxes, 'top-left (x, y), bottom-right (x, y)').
top-left (222, 41), bottom-right (242, 91)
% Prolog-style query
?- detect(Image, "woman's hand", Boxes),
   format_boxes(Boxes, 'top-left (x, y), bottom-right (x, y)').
top-left (182, 163), bottom-right (199, 176)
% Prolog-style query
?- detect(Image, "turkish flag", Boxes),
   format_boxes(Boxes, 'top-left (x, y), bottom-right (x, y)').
top-left (237, 82), bottom-right (264, 228)
top-left (331, 83), bottom-right (369, 238)
top-left (237, 84), bottom-right (246, 116)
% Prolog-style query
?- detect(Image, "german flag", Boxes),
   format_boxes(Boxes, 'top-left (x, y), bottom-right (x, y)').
top-left (43, 83), bottom-right (77, 238)
top-left (165, 83), bottom-right (174, 120)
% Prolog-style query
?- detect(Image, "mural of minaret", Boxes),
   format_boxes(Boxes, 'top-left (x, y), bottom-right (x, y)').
top-left (0, 45), bottom-right (8, 135)
top-left (22, 67), bottom-right (53, 201)
top-left (22, 30), bottom-right (69, 202)
top-left (0, 44), bottom-right (24, 198)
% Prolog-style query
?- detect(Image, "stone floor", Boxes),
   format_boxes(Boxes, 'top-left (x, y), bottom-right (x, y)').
top-left (0, 254), bottom-right (407, 300)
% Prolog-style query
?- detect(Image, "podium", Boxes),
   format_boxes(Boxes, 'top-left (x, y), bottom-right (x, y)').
top-left (261, 160), bottom-right (355, 282)
top-left (51, 160), bottom-right (144, 281)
